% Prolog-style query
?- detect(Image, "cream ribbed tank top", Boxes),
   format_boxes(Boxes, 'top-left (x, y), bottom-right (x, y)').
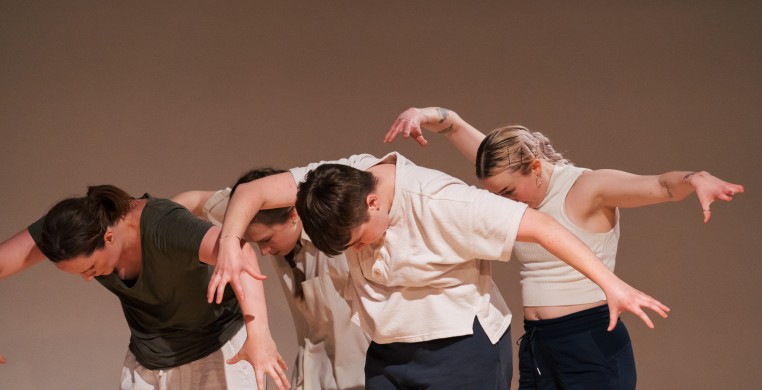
top-left (513, 164), bottom-right (620, 306)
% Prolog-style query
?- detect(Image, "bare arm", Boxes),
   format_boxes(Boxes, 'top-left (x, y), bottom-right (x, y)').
top-left (1, 226), bottom-right (46, 366)
top-left (0, 229), bottom-right (46, 280)
top-left (517, 207), bottom-right (670, 331)
top-left (573, 170), bottom-right (744, 224)
top-left (170, 190), bottom-right (217, 217)
top-left (199, 227), bottom-right (290, 390)
top-left (388, 108), bottom-right (745, 225)
top-left (210, 172), bottom-right (297, 303)
top-left (384, 107), bottom-right (485, 163)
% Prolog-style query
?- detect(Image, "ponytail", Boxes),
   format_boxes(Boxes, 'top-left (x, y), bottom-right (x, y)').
top-left (39, 185), bottom-right (133, 262)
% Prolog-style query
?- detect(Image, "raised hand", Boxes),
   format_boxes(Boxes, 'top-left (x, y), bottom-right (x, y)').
top-left (384, 107), bottom-right (454, 146)
top-left (687, 171), bottom-right (745, 223)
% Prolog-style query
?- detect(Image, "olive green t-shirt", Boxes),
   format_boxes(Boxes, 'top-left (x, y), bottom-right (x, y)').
top-left (28, 195), bottom-right (243, 369)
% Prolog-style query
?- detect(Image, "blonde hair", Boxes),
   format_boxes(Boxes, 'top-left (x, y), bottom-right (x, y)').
top-left (475, 125), bottom-right (571, 179)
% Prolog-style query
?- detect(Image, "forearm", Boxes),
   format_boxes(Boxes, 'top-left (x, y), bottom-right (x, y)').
top-left (238, 270), bottom-right (272, 335)
top-left (220, 173), bottom-right (297, 243)
top-left (236, 246), bottom-right (276, 350)
top-left (657, 171), bottom-right (702, 202)
top-left (431, 109), bottom-right (485, 164)
top-left (518, 209), bottom-right (619, 289)
top-left (234, 248), bottom-right (290, 389)
top-left (590, 169), bottom-right (708, 209)
top-left (220, 184), bottom-right (262, 243)
top-left (517, 208), bottom-right (671, 330)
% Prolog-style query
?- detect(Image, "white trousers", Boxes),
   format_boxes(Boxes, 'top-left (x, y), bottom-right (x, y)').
top-left (120, 325), bottom-right (259, 390)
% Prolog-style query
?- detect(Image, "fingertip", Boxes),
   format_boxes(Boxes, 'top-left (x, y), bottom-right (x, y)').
top-left (643, 316), bottom-right (655, 329)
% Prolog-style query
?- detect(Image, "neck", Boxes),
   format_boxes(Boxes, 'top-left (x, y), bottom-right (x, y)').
top-left (536, 160), bottom-right (556, 207)
top-left (113, 200), bottom-right (145, 279)
top-left (368, 164), bottom-right (396, 211)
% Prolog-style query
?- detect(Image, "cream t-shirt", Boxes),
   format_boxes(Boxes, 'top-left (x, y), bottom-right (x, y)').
top-left (291, 152), bottom-right (527, 344)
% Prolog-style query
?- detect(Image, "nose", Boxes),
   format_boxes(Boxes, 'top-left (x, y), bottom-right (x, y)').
top-left (258, 245), bottom-right (272, 255)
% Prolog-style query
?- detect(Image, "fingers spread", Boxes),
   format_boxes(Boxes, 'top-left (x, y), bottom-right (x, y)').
top-left (246, 264), bottom-right (267, 281)
top-left (207, 273), bottom-right (222, 303)
top-left (255, 372), bottom-right (266, 390)
top-left (216, 278), bottom-right (230, 304)
top-left (637, 310), bottom-right (655, 329)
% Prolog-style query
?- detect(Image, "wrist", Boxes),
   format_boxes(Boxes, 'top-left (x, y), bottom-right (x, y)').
top-left (434, 107), bottom-right (458, 136)
top-left (682, 171), bottom-right (706, 188)
top-left (245, 315), bottom-right (271, 333)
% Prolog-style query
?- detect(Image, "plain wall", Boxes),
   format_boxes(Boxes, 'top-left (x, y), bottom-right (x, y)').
top-left (1, 1), bottom-right (759, 389)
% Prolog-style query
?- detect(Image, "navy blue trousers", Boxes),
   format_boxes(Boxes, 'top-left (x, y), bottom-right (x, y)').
top-left (365, 318), bottom-right (512, 389)
top-left (518, 305), bottom-right (636, 390)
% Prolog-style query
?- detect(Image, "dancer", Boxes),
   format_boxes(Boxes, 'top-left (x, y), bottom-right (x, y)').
top-left (209, 150), bottom-right (669, 389)
top-left (0, 185), bottom-right (290, 390)
top-left (171, 167), bottom-right (370, 390)
top-left (384, 106), bottom-right (744, 389)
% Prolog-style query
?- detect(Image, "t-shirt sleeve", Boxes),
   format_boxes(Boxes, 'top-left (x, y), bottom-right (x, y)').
top-left (470, 191), bottom-right (528, 262)
top-left (145, 199), bottom-right (214, 260)
top-left (27, 215), bottom-right (45, 247)
top-left (440, 185), bottom-right (528, 262)
top-left (289, 153), bottom-right (382, 184)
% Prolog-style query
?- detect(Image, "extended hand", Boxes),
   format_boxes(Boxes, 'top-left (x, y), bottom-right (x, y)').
top-left (384, 107), bottom-right (451, 146)
top-left (228, 319), bottom-right (290, 390)
top-left (690, 171), bottom-right (744, 223)
top-left (604, 279), bottom-right (670, 331)
top-left (208, 242), bottom-right (266, 304)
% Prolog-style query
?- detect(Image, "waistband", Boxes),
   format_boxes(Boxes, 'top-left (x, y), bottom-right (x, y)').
top-left (522, 304), bottom-right (612, 339)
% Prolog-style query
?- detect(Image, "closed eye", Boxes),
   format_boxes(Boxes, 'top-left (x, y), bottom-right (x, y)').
top-left (499, 188), bottom-right (515, 197)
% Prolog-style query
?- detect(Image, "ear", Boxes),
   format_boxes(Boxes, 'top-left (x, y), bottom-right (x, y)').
top-left (366, 194), bottom-right (379, 211)
top-left (530, 159), bottom-right (542, 174)
top-left (103, 230), bottom-right (114, 245)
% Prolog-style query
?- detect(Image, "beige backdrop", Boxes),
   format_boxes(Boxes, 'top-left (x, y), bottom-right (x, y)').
top-left (1, 2), bottom-right (759, 389)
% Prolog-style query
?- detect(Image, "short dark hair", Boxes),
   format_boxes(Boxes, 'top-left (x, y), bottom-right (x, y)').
top-left (39, 185), bottom-right (133, 262)
top-left (295, 164), bottom-right (376, 255)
